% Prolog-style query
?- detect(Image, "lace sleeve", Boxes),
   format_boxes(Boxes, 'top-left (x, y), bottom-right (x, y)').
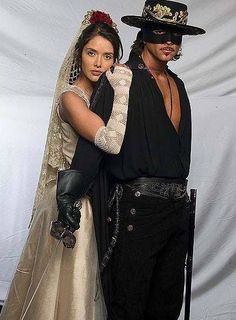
top-left (94, 65), bottom-right (132, 154)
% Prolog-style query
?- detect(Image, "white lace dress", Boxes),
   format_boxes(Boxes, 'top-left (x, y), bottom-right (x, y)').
top-left (0, 86), bottom-right (107, 320)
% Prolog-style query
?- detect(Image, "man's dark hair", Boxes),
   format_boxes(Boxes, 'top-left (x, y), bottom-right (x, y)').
top-left (130, 31), bottom-right (145, 57)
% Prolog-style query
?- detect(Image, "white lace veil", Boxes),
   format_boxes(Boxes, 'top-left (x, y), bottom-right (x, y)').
top-left (30, 11), bottom-right (118, 222)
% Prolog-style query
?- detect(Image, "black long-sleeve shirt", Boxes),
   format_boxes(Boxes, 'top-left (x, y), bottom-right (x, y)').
top-left (71, 54), bottom-right (191, 182)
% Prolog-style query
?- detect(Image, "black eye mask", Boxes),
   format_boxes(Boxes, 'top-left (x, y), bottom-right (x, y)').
top-left (142, 27), bottom-right (182, 45)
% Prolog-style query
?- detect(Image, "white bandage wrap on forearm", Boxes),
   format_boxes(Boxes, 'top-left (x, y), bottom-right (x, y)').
top-left (94, 65), bottom-right (133, 154)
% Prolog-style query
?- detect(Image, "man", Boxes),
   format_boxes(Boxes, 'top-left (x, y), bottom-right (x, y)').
top-left (54, 1), bottom-right (205, 319)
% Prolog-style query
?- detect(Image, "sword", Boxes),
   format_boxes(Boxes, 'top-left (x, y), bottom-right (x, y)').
top-left (184, 188), bottom-right (197, 320)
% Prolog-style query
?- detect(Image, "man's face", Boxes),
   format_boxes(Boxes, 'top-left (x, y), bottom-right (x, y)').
top-left (142, 26), bottom-right (182, 62)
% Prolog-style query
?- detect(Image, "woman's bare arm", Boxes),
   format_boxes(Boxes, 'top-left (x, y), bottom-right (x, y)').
top-left (59, 92), bottom-right (104, 142)
top-left (59, 65), bottom-right (133, 154)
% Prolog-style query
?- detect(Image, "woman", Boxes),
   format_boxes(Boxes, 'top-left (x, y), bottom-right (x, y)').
top-left (0, 10), bottom-right (132, 320)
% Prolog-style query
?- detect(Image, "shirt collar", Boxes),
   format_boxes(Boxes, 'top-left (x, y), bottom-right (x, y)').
top-left (127, 52), bottom-right (178, 79)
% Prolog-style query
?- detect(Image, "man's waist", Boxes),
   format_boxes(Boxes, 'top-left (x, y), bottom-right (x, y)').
top-left (117, 176), bottom-right (187, 200)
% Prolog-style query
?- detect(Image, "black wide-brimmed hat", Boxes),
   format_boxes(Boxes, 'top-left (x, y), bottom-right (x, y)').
top-left (121, 0), bottom-right (205, 35)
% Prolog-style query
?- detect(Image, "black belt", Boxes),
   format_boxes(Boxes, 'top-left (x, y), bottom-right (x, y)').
top-left (121, 177), bottom-right (187, 200)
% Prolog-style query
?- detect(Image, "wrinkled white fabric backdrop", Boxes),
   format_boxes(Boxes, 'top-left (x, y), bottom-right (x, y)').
top-left (0, 0), bottom-right (236, 319)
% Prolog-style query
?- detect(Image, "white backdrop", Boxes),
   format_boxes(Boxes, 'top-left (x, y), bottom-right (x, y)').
top-left (0, 0), bottom-right (236, 319)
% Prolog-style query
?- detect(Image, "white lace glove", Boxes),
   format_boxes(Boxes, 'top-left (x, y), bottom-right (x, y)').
top-left (94, 65), bottom-right (133, 154)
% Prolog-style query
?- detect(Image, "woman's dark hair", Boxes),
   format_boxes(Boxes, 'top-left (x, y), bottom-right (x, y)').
top-left (74, 23), bottom-right (123, 66)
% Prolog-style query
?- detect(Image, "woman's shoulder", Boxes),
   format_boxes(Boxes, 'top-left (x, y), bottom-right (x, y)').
top-left (58, 85), bottom-right (90, 124)
top-left (61, 84), bottom-right (90, 107)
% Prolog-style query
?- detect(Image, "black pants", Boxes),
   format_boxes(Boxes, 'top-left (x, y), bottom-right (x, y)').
top-left (108, 184), bottom-right (189, 320)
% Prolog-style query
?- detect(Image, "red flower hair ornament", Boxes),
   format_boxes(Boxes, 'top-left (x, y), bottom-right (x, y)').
top-left (82, 10), bottom-right (119, 33)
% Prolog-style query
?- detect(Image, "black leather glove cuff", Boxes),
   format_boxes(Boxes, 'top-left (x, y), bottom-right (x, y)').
top-left (56, 169), bottom-right (92, 230)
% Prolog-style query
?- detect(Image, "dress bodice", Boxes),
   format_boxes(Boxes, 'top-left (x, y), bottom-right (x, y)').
top-left (57, 85), bottom-right (90, 165)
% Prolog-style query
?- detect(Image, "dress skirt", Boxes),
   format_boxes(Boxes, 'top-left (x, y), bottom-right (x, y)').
top-left (0, 180), bottom-right (107, 320)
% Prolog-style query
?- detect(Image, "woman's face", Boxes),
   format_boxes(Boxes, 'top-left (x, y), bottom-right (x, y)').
top-left (81, 35), bottom-right (114, 82)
